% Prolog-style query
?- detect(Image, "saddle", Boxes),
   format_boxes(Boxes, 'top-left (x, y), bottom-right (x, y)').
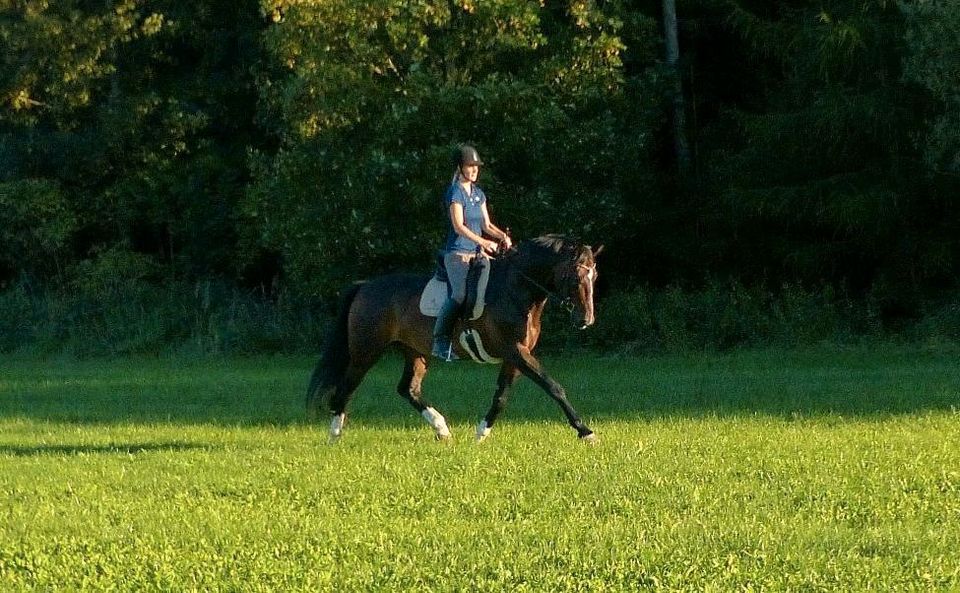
top-left (418, 252), bottom-right (500, 364)
top-left (419, 253), bottom-right (492, 321)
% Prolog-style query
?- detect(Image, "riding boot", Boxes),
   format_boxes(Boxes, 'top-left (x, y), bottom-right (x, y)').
top-left (431, 298), bottom-right (461, 361)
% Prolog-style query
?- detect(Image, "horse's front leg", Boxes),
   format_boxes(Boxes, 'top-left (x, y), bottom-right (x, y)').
top-left (510, 345), bottom-right (596, 442)
top-left (477, 363), bottom-right (521, 442)
top-left (397, 348), bottom-right (451, 440)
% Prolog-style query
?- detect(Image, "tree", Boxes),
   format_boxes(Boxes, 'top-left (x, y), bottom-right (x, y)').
top-left (684, 0), bottom-right (934, 298)
top-left (249, 0), bottom-right (663, 297)
top-left (662, 0), bottom-right (691, 174)
top-left (1, 0), bottom-right (263, 286)
top-left (902, 0), bottom-right (960, 176)
top-left (0, 179), bottom-right (75, 284)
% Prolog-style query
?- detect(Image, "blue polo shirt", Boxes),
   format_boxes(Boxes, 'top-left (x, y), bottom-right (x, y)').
top-left (443, 182), bottom-right (486, 253)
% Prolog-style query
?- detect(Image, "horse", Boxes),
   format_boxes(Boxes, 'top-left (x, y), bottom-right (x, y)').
top-left (305, 234), bottom-right (603, 443)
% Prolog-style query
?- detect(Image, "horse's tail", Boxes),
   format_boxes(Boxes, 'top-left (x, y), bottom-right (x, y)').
top-left (306, 282), bottom-right (364, 420)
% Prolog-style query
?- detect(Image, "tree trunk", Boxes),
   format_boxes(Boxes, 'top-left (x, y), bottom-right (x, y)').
top-left (663, 0), bottom-right (691, 174)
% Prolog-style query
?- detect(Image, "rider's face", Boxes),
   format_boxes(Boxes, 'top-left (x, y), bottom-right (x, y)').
top-left (460, 164), bottom-right (479, 182)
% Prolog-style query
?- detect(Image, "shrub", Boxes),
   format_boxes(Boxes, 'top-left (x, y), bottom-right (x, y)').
top-left (572, 281), bottom-right (874, 355)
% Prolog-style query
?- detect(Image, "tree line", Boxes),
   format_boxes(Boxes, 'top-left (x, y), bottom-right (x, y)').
top-left (2, 0), bottom-right (959, 345)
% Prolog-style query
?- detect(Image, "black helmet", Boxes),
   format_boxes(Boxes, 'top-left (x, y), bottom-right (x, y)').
top-left (454, 144), bottom-right (483, 167)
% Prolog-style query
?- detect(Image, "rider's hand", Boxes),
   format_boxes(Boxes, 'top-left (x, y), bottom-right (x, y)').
top-left (501, 236), bottom-right (513, 251)
top-left (482, 239), bottom-right (499, 254)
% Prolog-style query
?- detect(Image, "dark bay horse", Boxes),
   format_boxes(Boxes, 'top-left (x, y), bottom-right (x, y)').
top-left (306, 234), bottom-right (603, 442)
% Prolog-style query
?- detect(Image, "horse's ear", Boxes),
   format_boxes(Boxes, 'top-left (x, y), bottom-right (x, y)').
top-left (593, 244), bottom-right (604, 257)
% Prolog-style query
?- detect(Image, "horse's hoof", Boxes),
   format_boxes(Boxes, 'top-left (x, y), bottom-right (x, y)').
top-left (436, 432), bottom-right (453, 442)
top-left (476, 420), bottom-right (492, 443)
top-left (328, 414), bottom-right (345, 444)
top-left (580, 432), bottom-right (598, 444)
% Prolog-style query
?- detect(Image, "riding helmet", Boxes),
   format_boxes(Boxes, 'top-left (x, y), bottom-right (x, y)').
top-left (454, 144), bottom-right (483, 167)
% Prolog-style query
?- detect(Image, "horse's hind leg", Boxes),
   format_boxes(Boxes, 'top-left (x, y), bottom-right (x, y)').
top-left (397, 347), bottom-right (450, 440)
top-left (327, 354), bottom-right (379, 443)
top-left (305, 365), bottom-right (330, 423)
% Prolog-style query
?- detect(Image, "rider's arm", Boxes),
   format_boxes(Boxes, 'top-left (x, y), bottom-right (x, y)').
top-left (450, 202), bottom-right (498, 253)
top-left (480, 203), bottom-right (512, 249)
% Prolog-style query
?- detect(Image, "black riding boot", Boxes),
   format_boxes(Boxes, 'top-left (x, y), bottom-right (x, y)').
top-left (431, 298), bottom-right (461, 361)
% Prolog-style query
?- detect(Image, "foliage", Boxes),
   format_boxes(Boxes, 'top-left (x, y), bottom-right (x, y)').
top-left (7, 272), bottom-right (959, 358)
top-left (1, 0), bottom-right (263, 286)
top-left (0, 275), bottom-right (327, 357)
top-left (542, 280), bottom-right (875, 354)
top-left (910, 291), bottom-right (960, 344)
top-left (901, 0), bottom-right (960, 175)
top-left (1, 0), bottom-right (142, 126)
top-left (249, 0), bottom-right (662, 296)
top-left (2, 0), bottom-right (960, 351)
top-left (681, 1), bottom-right (935, 296)
top-left (0, 178), bottom-right (75, 283)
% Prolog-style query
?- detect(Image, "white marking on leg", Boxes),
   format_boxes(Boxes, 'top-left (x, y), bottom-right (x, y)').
top-left (329, 413), bottom-right (345, 443)
top-left (476, 419), bottom-right (492, 443)
top-left (421, 407), bottom-right (451, 439)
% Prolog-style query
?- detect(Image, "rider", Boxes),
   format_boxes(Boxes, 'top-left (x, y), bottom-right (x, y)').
top-left (432, 144), bottom-right (512, 361)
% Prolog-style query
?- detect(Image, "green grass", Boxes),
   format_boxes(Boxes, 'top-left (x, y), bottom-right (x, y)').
top-left (1, 346), bottom-right (959, 591)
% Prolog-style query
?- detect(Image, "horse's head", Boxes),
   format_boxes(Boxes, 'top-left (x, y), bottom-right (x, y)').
top-left (553, 243), bottom-right (603, 330)
top-left (512, 235), bottom-right (604, 330)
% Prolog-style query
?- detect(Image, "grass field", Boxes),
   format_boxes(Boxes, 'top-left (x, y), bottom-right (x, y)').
top-left (2, 346), bottom-right (959, 591)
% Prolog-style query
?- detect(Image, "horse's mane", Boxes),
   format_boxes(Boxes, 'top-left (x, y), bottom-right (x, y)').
top-left (513, 234), bottom-right (587, 267)
top-left (486, 234), bottom-right (584, 290)
top-left (526, 234), bottom-right (580, 254)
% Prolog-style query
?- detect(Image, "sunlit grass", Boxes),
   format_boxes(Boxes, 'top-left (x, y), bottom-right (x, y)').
top-left (1, 346), bottom-right (959, 591)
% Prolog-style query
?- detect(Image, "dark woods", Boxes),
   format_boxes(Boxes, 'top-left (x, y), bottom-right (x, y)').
top-left (2, 0), bottom-right (959, 355)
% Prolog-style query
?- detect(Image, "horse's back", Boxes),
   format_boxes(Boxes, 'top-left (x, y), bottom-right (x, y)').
top-left (348, 273), bottom-right (432, 353)
top-left (358, 272), bottom-right (429, 301)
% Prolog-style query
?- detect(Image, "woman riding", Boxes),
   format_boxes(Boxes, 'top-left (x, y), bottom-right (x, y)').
top-left (432, 144), bottom-right (512, 361)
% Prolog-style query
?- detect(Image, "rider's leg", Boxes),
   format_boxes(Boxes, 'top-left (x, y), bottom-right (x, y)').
top-left (432, 252), bottom-right (472, 361)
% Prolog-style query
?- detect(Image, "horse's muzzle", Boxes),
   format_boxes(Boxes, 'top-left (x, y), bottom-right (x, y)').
top-left (574, 313), bottom-right (595, 330)
top-left (569, 298), bottom-right (594, 330)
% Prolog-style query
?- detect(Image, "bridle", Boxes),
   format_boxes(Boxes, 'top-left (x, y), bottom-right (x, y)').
top-left (486, 244), bottom-right (596, 313)
top-left (516, 262), bottom-right (596, 314)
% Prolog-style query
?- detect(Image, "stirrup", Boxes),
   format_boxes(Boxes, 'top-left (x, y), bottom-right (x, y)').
top-left (431, 340), bottom-right (459, 362)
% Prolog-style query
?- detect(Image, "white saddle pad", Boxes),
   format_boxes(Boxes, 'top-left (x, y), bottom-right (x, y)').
top-left (418, 262), bottom-right (491, 321)
top-left (418, 277), bottom-right (449, 318)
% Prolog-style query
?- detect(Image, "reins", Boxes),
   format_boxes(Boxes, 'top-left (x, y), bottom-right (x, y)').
top-left (516, 269), bottom-right (572, 311)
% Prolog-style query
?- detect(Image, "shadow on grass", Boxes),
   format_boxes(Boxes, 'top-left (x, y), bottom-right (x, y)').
top-left (2, 348), bottom-right (959, 427)
top-left (0, 442), bottom-right (212, 457)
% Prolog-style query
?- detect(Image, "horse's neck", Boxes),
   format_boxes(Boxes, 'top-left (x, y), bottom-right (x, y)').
top-left (517, 261), bottom-right (555, 288)
top-left (499, 253), bottom-right (560, 302)
top-left (521, 248), bottom-right (565, 284)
